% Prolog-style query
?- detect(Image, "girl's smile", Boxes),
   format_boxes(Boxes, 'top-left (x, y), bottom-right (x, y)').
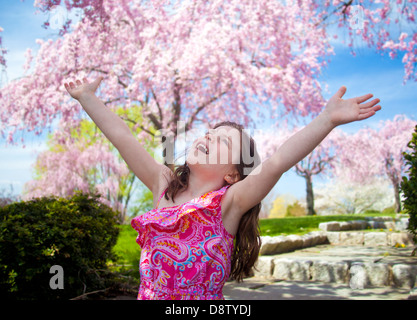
top-left (196, 141), bottom-right (209, 155)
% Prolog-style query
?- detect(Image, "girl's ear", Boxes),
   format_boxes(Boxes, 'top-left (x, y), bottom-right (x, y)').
top-left (224, 172), bottom-right (240, 185)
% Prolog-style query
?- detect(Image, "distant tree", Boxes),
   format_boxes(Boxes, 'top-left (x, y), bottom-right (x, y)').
top-left (315, 177), bottom-right (394, 215)
top-left (294, 130), bottom-right (341, 215)
top-left (335, 115), bottom-right (417, 213)
top-left (269, 196), bottom-right (286, 219)
top-left (286, 201), bottom-right (306, 217)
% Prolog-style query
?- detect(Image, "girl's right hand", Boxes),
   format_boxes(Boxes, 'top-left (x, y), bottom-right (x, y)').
top-left (64, 77), bottom-right (103, 101)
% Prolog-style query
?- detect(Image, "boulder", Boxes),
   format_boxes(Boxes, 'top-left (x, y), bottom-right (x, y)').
top-left (284, 235), bottom-right (304, 252)
top-left (300, 233), bottom-right (313, 248)
top-left (365, 263), bottom-right (390, 287)
top-left (339, 232), bottom-right (364, 245)
top-left (259, 236), bottom-right (281, 255)
top-left (392, 264), bottom-right (417, 289)
top-left (307, 231), bottom-right (328, 246)
top-left (272, 258), bottom-right (312, 281)
top-left (253, 256), bottom-right (274, 278)
top-left (319, 222), bottom-right (340, 232)
top-left (260, 235), bottom-right (305, 255)
top-left (311, 261), bottom-right (349, 283)
top-left (339, 221), bottom-right (351, 231)
top-left (349, 263), bottom-right (369, 289)
top-left (364, 232), bottom-right (389, 246)
top-left (351, 220), bottom-right (368, 230)
top-left (326, 232), bottom-right (340, 245)
top-left (390, 232), bottom-right (414, 246)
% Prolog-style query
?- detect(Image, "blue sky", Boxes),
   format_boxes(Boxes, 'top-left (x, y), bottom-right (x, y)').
top-left (0, 1), bottom-right (416, 203)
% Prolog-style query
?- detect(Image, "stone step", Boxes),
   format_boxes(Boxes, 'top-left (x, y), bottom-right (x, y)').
top-left (254, 245), bottom-right (417, 289)
top-left (260, 231), bottom-right (414, 256)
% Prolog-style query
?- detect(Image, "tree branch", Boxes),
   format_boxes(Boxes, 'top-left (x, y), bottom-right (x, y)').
top-left (186, 84), bottom-right (232, 131)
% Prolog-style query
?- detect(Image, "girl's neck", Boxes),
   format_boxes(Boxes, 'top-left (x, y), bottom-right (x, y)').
top-left (186, 167), bottom-right (225, 199)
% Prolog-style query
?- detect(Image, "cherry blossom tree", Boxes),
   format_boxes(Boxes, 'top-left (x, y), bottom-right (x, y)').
top-left (1, 0), bottom-right (332, 149)
top-left (22, 121), bottom-right (131, 218)
top-left (334, 115), bottom-right (417, 213)
top-left (36, 1), bottom-right (417, 80)
top-left (315, 177), bottom-right (394, 215)
top-left (3, 0), bottom-right (415, 86)
top-left (0, 0), bottom-right (415, 207)
top-left (0, 1), bottom-right (415, 139)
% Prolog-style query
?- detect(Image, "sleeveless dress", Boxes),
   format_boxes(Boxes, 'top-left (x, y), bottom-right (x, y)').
top-left (131, 185), bottom-right (234, 300)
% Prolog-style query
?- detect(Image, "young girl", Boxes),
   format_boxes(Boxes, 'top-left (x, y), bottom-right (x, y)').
top-left (65, 77), bottom-right (381, 300)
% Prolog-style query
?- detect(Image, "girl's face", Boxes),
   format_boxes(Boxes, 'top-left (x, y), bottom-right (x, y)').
top-left (186, 126), bottom-right (241, 181)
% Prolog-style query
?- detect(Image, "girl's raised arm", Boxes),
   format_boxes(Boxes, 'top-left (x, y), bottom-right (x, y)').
top-left (64, 77), bottom-right (169, 195)
top-left (223, 86), bottom-right (381, 218)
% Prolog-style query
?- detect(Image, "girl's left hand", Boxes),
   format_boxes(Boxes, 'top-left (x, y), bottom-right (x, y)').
top-left (323, 86), bottom-right (381, 127)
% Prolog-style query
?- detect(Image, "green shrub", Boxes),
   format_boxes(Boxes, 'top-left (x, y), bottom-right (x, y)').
top-left (401, 124), bottom-right (417, 249)
top-left (0, 192), bottom-right (120, 300)
top-left (382, 206), bottom-right (395, 215)
top-left (286, 201), bottom-right (306, 217)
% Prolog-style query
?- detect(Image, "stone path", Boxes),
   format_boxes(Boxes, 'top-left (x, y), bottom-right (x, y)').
top-left (223, 244), bottom-right (417, 300)
top-left (223, 277), bottom-right (413, 300)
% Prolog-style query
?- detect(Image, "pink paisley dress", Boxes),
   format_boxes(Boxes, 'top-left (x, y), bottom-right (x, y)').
top-left (131, 185), bottom-right (234, 300)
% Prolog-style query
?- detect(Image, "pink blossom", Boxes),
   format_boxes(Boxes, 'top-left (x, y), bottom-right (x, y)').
top-left (1, 0), bottom-right (332, 143)
top-left (22, 123), bottom-right (131, 215)
top-left (333, 115), bottom-right (417, 212)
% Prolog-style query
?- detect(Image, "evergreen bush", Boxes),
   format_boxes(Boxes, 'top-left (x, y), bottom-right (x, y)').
top-left (0, 192), bottom-right (120, 300)
top-left (401, 124), bottom-right (417, 252)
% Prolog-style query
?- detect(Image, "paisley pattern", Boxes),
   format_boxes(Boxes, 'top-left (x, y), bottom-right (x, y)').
top-left (131, 185), bottom-right (234, 300)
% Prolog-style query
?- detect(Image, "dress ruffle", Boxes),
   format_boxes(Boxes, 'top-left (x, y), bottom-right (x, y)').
top-left (131, 185), bottom-right (229, 247)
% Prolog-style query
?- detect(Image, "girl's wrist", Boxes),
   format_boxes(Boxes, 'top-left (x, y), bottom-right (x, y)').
top-left (318, 109), bottom-right (338, 130)
top-left (78, 91), bottom-right (97, 104)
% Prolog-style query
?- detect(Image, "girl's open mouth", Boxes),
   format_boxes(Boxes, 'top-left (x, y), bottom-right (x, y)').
top-left (196, 142), bottom-right (209, 155)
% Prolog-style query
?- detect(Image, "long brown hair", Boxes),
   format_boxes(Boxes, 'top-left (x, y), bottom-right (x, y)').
top-left (164, 121), bottom-right (262, 282)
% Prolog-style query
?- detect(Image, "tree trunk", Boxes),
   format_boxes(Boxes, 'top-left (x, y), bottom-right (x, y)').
top-left (393, 182), bottom-right (402, 213)
top-left (385, 159), bottom-right (402, 213)
top-left (305, 174), bottom-right (316, 216)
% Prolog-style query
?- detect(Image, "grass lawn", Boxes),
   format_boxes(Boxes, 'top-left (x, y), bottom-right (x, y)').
top-left (110, 224), bottom-right (141, 279)
top-left (259, 213), bottom-right (396, 236)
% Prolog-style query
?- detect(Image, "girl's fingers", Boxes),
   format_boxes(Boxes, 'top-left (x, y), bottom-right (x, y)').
top-left (360, 98), bottom-right (380, 109)
top-left (356, 93), bottom-right (373, 104)
top-left (335, 86), bottom-right (347, 99)
top-left (359, 103), bottom-right (381, 114)
top-left (357, 110), bottom-right (376, 120)
top-left (83, 77), bottom-right (88, 83)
